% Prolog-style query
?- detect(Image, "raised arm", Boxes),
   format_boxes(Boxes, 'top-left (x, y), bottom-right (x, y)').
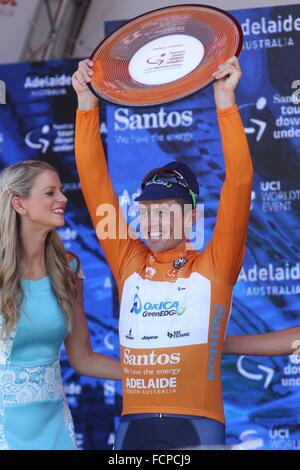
top-left (207, 57), bottom-right (253, 284)
top-left (223, 327), bottom-right (300, 356)
top-left (72, 60), bottom-right (148, 281)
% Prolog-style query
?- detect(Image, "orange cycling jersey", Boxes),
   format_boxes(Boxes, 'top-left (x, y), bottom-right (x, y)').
top-left (75, 104), bottom-right (253, 424)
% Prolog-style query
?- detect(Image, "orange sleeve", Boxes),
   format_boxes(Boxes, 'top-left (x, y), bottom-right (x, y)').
top-left (75, 106), bottom-right (148, 283)
top-left (205, 104), bottom-right (253, 285)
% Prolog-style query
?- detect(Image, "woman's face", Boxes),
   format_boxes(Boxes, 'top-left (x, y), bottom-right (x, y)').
top-left (18, 169), bottom-right (68, 230)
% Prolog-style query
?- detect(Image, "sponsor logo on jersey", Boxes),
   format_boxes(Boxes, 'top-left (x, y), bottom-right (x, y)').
top-left (141, 335), bottom-right (159, 341)
top-left (130, 287), bottom-right (142, 314)
top-left (208, 304), bottom-right (226, 381)
top-left (142, 301), bottom-right (186, 317)
top-left (167, 330), bottom-right (190, 339)
top-left (126, 377), bottom-right (177, 390)
top-left (145, 267), bottom-right (156, 277)
top-left (130, 288), bottom-right (186, 317)
top-left (173, 257), bottom-right (188, 269)
top-left (123, 348), bottom-right (181, 366)
top-left (125, 329), bottom-right (134, 340)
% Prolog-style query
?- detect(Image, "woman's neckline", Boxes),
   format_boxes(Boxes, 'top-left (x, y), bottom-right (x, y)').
top-left (21, 275), bottom-right (49, 282)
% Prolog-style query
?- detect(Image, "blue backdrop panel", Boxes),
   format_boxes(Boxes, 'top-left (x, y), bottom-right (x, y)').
top-left (0, 3), bottom-right (299, 450)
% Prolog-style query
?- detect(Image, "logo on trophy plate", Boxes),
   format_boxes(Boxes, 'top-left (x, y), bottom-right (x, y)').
top-left (89, 4), bottom-right (243, 106)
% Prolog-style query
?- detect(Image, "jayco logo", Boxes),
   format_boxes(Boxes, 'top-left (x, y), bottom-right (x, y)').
top-left (0, 80), bottom-right (6, 105)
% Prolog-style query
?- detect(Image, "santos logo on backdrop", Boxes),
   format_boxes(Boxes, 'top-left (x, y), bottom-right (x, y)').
top-left (113, 88), bottom-right (299, 140)
top-left (114, 107), bottom-right (193, 131)
top-left (113, 97), bottom-right (269, 142)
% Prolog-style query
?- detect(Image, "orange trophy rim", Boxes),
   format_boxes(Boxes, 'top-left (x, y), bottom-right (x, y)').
top-left (88, 4), bottom-right (243, 107)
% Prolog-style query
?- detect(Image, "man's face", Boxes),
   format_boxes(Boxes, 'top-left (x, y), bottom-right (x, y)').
top-left (139, 199), bottom-right (190, 253)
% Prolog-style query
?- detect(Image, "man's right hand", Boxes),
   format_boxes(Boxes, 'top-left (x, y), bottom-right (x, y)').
top-left (72, 59), bottom-right (98, 111)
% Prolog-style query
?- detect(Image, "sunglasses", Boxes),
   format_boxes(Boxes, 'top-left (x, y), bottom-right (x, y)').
top-left (141, 167), bottom-right (198, 209)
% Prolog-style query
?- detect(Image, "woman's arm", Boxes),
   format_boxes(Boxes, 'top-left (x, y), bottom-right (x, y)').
top-left (64, 277), bottom-right (121, 380)
top-left (223, 327), bottom-right (300, 356)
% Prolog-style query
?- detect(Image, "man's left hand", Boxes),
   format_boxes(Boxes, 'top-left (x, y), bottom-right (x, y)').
top-left (213, 56), bottom-right (242, 109)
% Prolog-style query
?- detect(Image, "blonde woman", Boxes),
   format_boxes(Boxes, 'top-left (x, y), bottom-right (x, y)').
top-left (0, 160), bottom-right (120, 450)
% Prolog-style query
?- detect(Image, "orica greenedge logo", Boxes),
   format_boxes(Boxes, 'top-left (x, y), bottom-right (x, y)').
top-left (130, 289), bottom-right (186, 317)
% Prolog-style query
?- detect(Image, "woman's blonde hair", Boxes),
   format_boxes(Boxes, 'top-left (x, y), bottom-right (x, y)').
top-left (0, 160), bottom-right (78, 334)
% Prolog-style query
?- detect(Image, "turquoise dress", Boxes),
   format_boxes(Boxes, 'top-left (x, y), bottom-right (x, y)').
top-left (0, 259), bottom-right (79, 450)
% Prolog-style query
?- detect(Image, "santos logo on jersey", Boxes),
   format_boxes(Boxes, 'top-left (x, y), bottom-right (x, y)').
top-left (123, 348), bottom-right (181, 366)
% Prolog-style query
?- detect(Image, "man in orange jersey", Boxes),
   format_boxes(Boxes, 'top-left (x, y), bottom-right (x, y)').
top-left (72, 56), bottom-right (253, 449)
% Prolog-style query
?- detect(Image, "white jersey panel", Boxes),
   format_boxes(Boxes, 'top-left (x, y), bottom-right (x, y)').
top-left (119, 272), bottom-right (211, 349)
